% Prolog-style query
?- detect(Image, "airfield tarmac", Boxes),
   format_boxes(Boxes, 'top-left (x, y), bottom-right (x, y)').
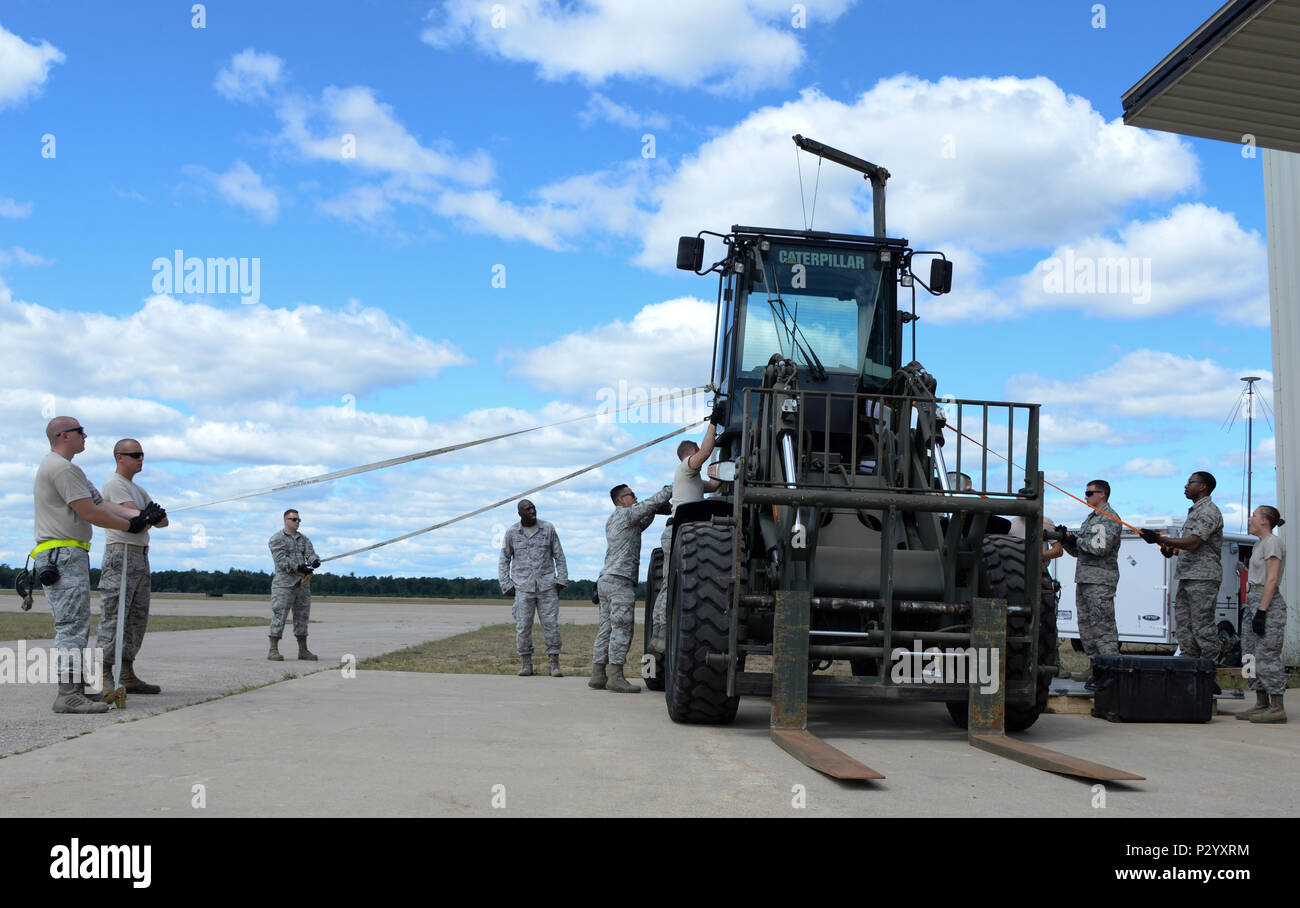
top-left (2, 594), bottom-right (1296, 817)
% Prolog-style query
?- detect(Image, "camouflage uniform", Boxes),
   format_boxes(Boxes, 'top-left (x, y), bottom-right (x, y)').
top-left (96, 545), bottom-right (152, 666)
top-left (39, 547), bottom-right (93, 681)
top-left (268, 529), bottom-right (318, 639)
top-left (1243, 534), bottom-right (1287, 694)
top-left (34, 452), bottom-right (101, 683)
top-left (1243, 587), bottom-right (1287, 694)
top-left (1173, 497), bottom-right (1223, 661)
top-left (96, 473), bottom-right (155, 668)
top-left (594, 485), bottom-right (671, 665)
top-left (1062, 501), bottom-right (1122, 657)
top-left (498, 520), bottom-right (568, 656)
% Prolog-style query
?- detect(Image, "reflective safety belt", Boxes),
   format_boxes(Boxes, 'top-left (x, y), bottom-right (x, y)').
top-left (29, 539), bottom-right (91, 557)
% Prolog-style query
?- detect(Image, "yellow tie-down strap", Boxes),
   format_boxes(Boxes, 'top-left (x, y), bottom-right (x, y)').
top-left (30, 539), bottom-right (92, 556)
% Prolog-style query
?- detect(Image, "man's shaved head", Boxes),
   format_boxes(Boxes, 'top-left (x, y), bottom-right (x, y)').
top-left (46, 416), bottom-right (78, 444)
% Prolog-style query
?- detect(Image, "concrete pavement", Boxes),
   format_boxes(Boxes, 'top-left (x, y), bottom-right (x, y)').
top-left (2, 593), bottom-right (1297, 816)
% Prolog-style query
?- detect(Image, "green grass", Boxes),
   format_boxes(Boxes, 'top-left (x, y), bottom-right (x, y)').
top-left (0, 613), bottom-right (269, 640)
top-left (360, 623), bottom-right (646, 675)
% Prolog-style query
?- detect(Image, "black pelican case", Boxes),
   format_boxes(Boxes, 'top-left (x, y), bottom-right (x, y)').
top-left (1090, 654), bottom-right (1216, 723)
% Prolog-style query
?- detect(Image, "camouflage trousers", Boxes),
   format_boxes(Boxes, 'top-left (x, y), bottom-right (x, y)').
top-left (269, 585), bottom-right (311, 639)
top-left (1076, 582), bottom-right (1119, 657)
top-left (594, 576), bottom-right (635, 665)
top-left (513, 587), bottom-right (562, 656)
top-left (37, 546), bottom-right (92, 681)
top-left (1243, 587), bottom-right (1288, 694)
top-left (96, 544), bottom-right (152, 666)
top-left (1174, 579), bottom-right (1220, 661)
top-left (650, 524), bottom-right (673, 646)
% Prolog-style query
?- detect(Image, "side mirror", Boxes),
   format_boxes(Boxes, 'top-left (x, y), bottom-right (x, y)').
top-left (929, 259), bottom-right (953, 294)
top-left (676, 236), bottom-right (705, 272)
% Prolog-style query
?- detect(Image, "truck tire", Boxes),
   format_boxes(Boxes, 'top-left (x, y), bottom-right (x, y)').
top-left (642, 547), bottom-right (666, 691)
top-left (665, 523), bottom-right (739, 724)
top-left (946, 534), bottom-right (1058, 732)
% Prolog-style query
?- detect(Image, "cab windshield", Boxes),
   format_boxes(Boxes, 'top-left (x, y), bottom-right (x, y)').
top-left (738, 241), bottom-right (891, 382)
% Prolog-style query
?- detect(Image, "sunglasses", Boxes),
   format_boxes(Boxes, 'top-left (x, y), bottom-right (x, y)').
top-left (286, 517), bottom-right (301, 522)
top-left (63, 427), bottom-right (86, 437)
top-left (1085, 490), bottom-right (1101, 497)
top-left (119, 452), bottom-right (144, 459)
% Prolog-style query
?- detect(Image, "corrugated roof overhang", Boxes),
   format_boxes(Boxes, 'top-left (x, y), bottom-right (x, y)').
top-left (1122, 0), bottom-right (1300, 153)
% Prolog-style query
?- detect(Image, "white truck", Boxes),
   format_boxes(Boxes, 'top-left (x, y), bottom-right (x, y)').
top-left (1054, 523), bottom-right (1253, 663)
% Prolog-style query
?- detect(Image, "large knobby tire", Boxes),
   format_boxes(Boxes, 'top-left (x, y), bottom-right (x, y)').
top-left (665, 523), bottom-right (739, 724)
top-left (642, 547), bottom-right (666, 691)
top-left (946, 534), bottom-right (1058, 733)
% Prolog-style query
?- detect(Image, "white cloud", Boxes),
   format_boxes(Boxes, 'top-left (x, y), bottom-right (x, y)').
top-left (422, 0), bottom-right (857, 93)
top-left (277, 86), bottom-right (493, 187)
top-left (434, 163), bottom-right (651, 249)
top-left (214, 48), bottom-right (285, 101)
top-left (0, 246), bottom-right (52, 267)
top-left (1010, 351), bottom-right (1273, 421)
top-left (579, 92), bottom-right (670, 131)
top-left (1017, 204), bottom-right (1268, 324)
top-left (637, 77), bottom-right (1197, 268)
top-left (508, 297), bottom-right (715, 392)
top-left (317, 184), bottom-right (394, 225)
top-left (0, 195), bottom-right (33, 218)
top-left (1119, 458), bottom-right (1179, 478)
top-left (188, 160), bottom-right (281, 222)
top-left (0, 282), bottom-right (469, 404)
top-left (0, 24), bottom-right (64, 109)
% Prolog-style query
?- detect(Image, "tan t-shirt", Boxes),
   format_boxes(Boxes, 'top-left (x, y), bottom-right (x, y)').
top-left (34, 452), bottom-right (100, 544)
top-left (102, 473), bottom-right (151, 546)
top-left (1248, 534), bottom-right (1286, 586)
top-left (670, 457), bottom-right (705, 514)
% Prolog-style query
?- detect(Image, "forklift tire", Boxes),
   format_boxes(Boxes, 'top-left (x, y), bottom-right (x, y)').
top-left (642, 548), bottom-right (666, 691)
top-left (946, 534), bottom-right (1058, 733)
top-left (665, 523), bottom-right (739, 725)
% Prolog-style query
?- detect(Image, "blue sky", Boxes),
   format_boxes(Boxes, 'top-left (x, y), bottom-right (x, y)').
top-left (0, 0), bottom-right (1277, 581)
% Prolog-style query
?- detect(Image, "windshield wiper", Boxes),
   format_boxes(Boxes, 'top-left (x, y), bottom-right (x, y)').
top-left (756, 246), bottom-right (828, 381)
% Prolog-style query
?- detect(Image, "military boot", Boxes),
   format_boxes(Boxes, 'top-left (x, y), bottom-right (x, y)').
top-left (268, 637), bottom-right (284, 661)
top-left (605, 663), bottom-right (641, 694)
top-left (296, 636), bottom-right (318, 661)
top-left (120, 661), bottom-right (161, 694)
top-left (1251, 693), bottom-right (1287, 724)
top-left (53, 682), bottom-right (110, 714)
top-left (92, 665), bottom-right (116, 702)
top-left (1070, 669), bottom-right (1092, 683)
top-left (588, 663), bottom-right (607, 689)
top-left (1237, 689), bottom-right (1270, 720)
top-left (518, 655), bottom-right (534, 677)
top-left (548, 654), bottom-right (563, 678)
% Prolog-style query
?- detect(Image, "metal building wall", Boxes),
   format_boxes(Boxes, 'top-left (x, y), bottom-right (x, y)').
top-left (1264, 147), bottom-right (1300, 664)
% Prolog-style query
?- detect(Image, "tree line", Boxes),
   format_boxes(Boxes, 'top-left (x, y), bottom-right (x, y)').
top-left (0, 564), bottom-right (636, 601)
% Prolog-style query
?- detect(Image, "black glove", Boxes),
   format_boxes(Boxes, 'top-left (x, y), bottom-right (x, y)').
top-left (127, 512), bottom-right (150, 534)
top-left (1138, 529), bottom-right (1162, 545)
top-left (141, 501), bottom-right (167, 526)
top-left (590, 588), bottom-right (600, 604)
top-left (503, 588), bottom-right (515, 598)
top-left (310, 557), bottom-right (321, 569)
top-left (1054, 524), bottom-right (1071, 544)
top-left (1252, 608), bottom-right (1268, 637)
top-left (296, 564), bottom-right (313, 574)
top-left (709, 398), bottom-right (728, 427)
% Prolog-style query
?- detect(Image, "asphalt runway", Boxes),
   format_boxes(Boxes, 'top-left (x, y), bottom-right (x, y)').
top-left (2, 593), bottom-right (1296, 817)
